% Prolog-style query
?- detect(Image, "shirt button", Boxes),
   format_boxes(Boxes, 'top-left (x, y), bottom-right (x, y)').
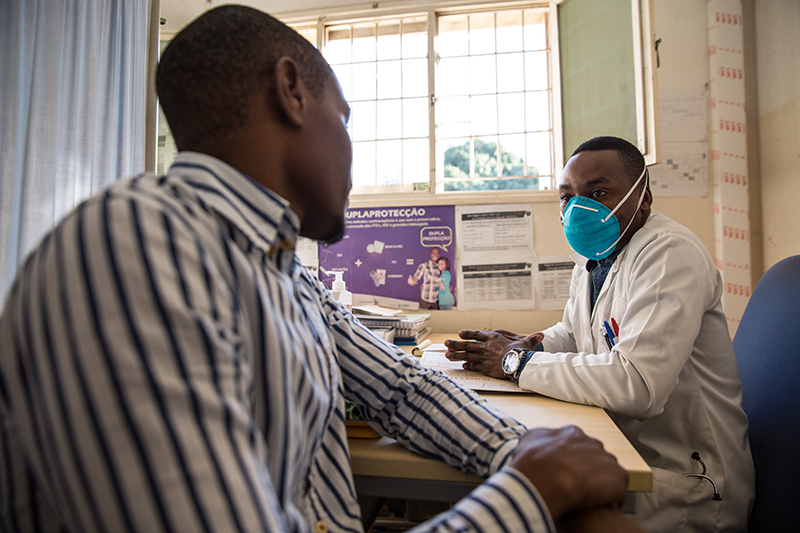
top-left (314, 521), bottom-right (328, 533)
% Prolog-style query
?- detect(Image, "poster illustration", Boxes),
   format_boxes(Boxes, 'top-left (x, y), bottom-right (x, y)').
top-left (319, 205), bottom-right (456, 310)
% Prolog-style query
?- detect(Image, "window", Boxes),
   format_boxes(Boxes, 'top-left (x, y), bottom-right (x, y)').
top-left (324, 17), bottom-right (432, 194)
top-left (322, 7), bottom-right (556, 195)
top-left (435, 10), bottom-right (552, 193)
top-left (554, 0), bottom-right (659, 166)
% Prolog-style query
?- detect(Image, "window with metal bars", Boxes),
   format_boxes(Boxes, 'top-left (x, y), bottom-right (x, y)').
top-left (321, 7), bottom-right (555, 195)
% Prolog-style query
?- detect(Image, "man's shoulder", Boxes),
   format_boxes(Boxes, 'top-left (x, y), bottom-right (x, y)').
top-left (637, 213), bottom-right (706, 248)
top-left (629, 213), bottom-right (715, 266)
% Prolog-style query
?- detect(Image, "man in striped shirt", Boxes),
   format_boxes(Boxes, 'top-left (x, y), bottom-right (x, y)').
top-left (408, 247), bottom-right (441, 310)
top-left (0, 6), bottom-right (639, 532)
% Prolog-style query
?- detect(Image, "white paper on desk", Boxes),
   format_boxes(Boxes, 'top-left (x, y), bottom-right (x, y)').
top-left (420, 350), bottom-right (530, 393)
top-left (455, 204), bottom-right (536, 311)
top-left (421, 343), bottom-right (446, 352)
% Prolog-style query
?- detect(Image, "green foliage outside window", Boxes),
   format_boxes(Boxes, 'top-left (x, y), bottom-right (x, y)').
top-left (443, 139), bottom-right (540, 191)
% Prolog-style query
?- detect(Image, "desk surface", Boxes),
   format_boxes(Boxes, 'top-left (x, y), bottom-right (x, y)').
top-left (349, 334), bottom-right (653, 493)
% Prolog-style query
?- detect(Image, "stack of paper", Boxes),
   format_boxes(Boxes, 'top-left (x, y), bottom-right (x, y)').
top-left (353, 306), bottom-right (431, 344)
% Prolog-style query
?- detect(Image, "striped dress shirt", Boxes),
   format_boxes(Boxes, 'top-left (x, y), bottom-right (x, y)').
top-left (0, 153), bottom-right (555, 533)
top-left (412, 261), bottom-right (440, 304)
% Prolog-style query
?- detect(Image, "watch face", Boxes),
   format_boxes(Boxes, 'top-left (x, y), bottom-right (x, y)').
top-left (502, 350), bottom-right (520, 376)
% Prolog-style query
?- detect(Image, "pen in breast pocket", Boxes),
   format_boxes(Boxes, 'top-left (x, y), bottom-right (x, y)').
top-left (603, 321), bottom-right (616, 348)
top-left (602, 331), bottom-right (613, 350)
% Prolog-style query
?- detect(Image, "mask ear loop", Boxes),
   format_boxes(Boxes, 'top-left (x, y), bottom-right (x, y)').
top-left (601, 166), bottom-right (648, 223)
top-left (595, 168), bottom-right (649, 257)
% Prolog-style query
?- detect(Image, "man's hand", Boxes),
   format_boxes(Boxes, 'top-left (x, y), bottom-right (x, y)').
top-left (509, 426), bottom-right (628, 522)
top-left (444, 329), bottom-right (544, 379)
top-left (407, 275), bottom-right (418, 286)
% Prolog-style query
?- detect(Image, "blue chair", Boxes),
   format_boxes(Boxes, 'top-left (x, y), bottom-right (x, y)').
top-left (732, 255), bottom-right (800, 532)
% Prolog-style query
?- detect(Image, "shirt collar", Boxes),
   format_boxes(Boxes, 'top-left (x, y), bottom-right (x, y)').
top-left (168, 152), bottom-right (301, 272)
top-left (585, 249), bottom-right (621, 273)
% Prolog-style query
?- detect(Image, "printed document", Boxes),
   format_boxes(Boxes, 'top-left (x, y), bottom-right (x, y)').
top-left (534, 255), bottom-right (574, 310)
top-left (455, 204), bottom-right (536, 311)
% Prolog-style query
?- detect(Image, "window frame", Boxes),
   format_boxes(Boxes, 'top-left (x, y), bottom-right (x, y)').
top-left (550, 0), bottom-right (659, 167)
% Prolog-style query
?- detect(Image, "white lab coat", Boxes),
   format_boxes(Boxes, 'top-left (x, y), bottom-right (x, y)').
top-left (518, 213), bottom-right (754, 532)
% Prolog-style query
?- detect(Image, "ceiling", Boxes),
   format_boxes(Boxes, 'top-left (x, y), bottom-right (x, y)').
top-left (158, 0), bottom-right (362, 37)
top-left (158, 0), bottom-right (266, 37)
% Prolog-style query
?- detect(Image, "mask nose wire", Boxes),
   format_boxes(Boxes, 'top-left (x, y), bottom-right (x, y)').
top-left (561, 201), bottom-right (599, 222)
top-left (601, 166), bottom-right (648, 224)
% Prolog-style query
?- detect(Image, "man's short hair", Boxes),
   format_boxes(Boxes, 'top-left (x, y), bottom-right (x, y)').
top-left (156, 5), bottom-right (333, 150)
top-left (571, 136), bottom-right (646, 185)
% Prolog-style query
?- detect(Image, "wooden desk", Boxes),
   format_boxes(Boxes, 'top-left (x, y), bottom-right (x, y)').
top-left (349, 334), bottom-right (652, 501)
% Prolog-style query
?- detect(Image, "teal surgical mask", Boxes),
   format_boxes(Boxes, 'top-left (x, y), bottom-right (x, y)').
top-left (561, 167), bottom-right (648, 260)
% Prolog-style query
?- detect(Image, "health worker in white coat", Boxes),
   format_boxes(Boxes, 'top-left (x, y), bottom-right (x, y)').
top-left (445, 136), bottom-right (755, 532)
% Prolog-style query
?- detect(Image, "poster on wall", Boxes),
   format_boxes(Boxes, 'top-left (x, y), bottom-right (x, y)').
top-left (454, 204), bottom-right (536, 311)
top-left (319, 205), bottom-right (457, 310)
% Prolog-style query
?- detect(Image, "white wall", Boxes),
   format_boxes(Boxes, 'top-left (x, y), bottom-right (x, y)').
top-left (746, 0), bottom-right (800, 275)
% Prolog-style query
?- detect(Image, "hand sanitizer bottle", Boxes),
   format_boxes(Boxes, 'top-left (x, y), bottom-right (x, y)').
top-left (330, 271), bottom-right (352, 311)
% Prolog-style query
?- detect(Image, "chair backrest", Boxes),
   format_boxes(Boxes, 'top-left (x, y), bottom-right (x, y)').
top-left (732, 255), bottom-right (800, 532)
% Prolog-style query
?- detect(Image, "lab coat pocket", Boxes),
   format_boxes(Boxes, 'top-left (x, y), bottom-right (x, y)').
top-left (607, 296), bottom-right (628, 329)
top-left (633, 467), bottom-right (716, 532)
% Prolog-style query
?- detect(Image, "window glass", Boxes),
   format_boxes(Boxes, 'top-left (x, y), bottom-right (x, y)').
top-left (558, 0), bottom-right (637, 156)
top-left (437, 9), bottom-right (554, 192)
top-left (325, 16), bottom-right (429, 193)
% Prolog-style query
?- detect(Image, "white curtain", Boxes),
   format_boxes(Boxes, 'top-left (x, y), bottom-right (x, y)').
top-left (0, 0), bottom-right (151, 301)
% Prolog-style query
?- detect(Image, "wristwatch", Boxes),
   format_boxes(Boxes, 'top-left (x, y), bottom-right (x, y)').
top-left (503, 348), bottom-right (527, 380)
top-left (502, 343), bottom-right (542, 381)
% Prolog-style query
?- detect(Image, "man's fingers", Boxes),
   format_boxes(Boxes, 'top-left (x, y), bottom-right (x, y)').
top-left (458, 329), bottom-right (484, 340)
top-left (464, 341), bottom-right (482, 352)
top-left (495, 329), bottom-right (522, 340)
top-left (445, 339), bottom-right (473, 352)
top-left (445, 339), bottom-right (482, 352)
top-left (445, 349), bottom-right (468, 362)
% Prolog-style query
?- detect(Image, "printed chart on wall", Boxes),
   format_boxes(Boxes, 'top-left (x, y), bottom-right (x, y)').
top-left (455, 204), bottom-right (535, 311)
top-left (534, 256), bottom-right (574, 310)
top-left (648, 87), bottom-right (708, 197)
top-left (319, 206), bottom-right (456, 310)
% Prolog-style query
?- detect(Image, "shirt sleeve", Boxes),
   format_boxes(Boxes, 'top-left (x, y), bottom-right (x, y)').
top-left (0, 193), bottom-right (289, 532)
top-left (519, 234), bottom-right (716, 419)
top-left (408, 467), bottom-right (557, 533)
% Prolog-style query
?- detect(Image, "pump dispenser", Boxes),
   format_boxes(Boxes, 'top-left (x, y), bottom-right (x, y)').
top-left (330, 271), bottom-right (352, 311)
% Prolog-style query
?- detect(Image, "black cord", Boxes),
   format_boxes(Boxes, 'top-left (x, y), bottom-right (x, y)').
top-left (683, 451), bottom-right (722, 501)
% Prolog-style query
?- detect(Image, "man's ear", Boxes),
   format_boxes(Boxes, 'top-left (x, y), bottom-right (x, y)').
top-left (272, 56), bottom-right (307, 127)
top-left (640, 186), bottom-right (653, 212)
